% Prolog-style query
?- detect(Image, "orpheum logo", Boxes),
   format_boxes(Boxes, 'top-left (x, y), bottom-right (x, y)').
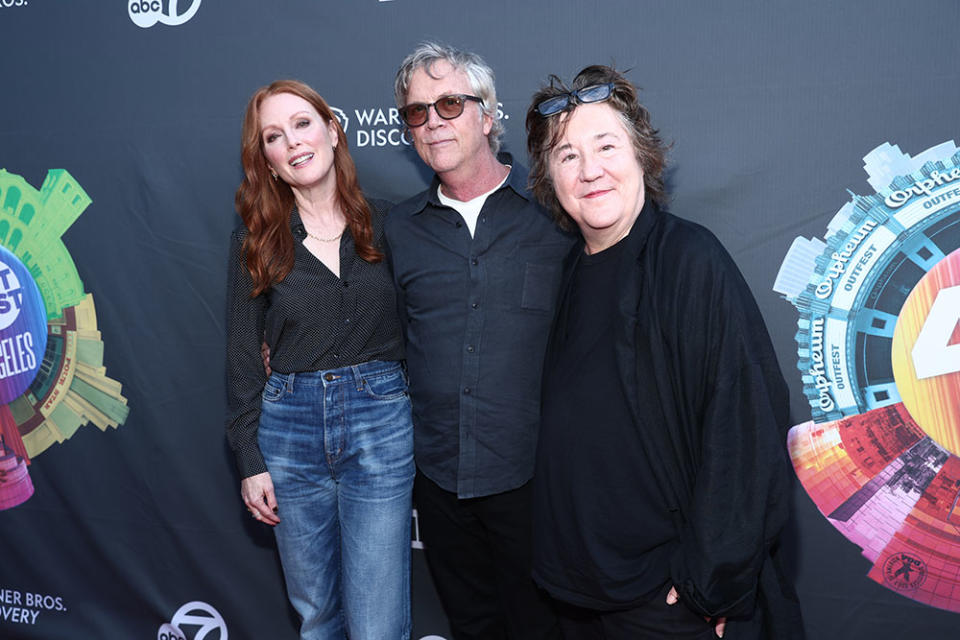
top-left (129, 0), bottom-right (201, 28)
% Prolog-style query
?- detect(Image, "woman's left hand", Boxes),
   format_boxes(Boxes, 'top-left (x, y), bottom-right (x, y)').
top-left (667, 586), bottom-right (726, 638)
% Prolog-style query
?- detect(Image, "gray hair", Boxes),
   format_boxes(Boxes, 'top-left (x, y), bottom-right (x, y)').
top-left (394, 42), bottom-right (504, 154)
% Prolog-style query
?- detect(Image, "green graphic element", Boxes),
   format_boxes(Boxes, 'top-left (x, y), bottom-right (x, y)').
top-left (0, 169), bottom-right (129, 473)
top-left (0, 169), bottom-right (88, 320)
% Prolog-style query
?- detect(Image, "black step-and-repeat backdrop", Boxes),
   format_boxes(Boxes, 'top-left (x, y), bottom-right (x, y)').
top-left (2, 2), bottom-right (960, 638)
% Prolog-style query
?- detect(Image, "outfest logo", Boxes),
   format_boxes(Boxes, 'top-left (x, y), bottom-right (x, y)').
top-left (0, 169), bottom-right (129, 512)
top-left (0, 247), bottom-right (45, 403)
top-left (128, 0), bottom-right (201, 28)
top-left (774, 141), bottom-right (960, 614)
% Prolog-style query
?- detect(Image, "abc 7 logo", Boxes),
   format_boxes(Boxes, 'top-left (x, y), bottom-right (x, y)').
top-left (157, 601), bottom-right (226, 640)
top-left (129, 0), bottom-right (202, 28)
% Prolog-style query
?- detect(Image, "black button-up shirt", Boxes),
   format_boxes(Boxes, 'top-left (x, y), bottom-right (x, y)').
top-left (225, 199), bottom-right (404, 478)
top-left (385, 166), bottom-right (574, 498)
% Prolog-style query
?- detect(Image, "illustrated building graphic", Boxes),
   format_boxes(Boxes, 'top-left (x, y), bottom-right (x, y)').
top-left (778, 141), bottom-right (960, 612)
top-left (0, 169), bottom-right (130, 510)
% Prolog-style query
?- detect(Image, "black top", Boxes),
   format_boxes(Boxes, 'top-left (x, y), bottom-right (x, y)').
top-left (534, 201), bottom-right (801, 638)
top-left (535, 237), bottom-right (676, 609)
top-left (385, 164), bottom-right (575, 498)
top-left (225, 199), bottom-right (404, 478)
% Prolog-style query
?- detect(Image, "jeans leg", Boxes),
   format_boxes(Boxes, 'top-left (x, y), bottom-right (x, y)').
top-left (336, 364), bottom-right (415, 640)
top-left (259, 373), bottom-right (344, 640)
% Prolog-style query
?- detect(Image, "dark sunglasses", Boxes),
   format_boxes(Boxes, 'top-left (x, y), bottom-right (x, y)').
top-left (535, 83), bottom-right (615, 116)
top-left (399, 94), bottom-right (483, 128)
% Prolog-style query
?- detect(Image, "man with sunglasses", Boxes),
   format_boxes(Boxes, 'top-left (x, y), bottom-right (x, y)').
top-left (384, 42), bottom-right (571, 639)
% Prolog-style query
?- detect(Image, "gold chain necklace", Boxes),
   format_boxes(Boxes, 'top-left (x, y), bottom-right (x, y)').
top-left (305, 227), bottom-right (345, 242)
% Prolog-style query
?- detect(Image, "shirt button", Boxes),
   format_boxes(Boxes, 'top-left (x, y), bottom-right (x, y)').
top-left (466, 345), bottom-right (475, 353)
top-left (324, 373), bottom-right (335, 381)
top-left (470, 257), bottom-right (478, 265)
top-left (463, 387), bottom-right (471, 395)
top-left (471, 302), bottom-right (479, 309)
top-left (345, 318), bottom-right (351, 324)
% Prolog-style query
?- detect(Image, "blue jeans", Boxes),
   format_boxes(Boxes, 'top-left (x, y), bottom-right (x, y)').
top-left (258, 360), bottom-right (415, 640)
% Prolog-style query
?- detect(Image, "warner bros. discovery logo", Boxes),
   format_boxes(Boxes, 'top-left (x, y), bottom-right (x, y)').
top-left (331, 102), bottom-right (510, 149)
top-left (128, 0), bottom-right (201, 28)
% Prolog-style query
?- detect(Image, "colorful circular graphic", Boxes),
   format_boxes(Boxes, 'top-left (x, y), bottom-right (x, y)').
top-left (0, 245), bottom-right (47, 404)
top-left (891, 249), bottom-right (960, 454)
top-left (778, 141), bottom-right (960, 614)
top-left (0, 168), bottom-right (130, 513)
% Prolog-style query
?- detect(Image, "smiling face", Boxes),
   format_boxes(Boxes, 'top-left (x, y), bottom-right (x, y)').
top-left (548, 102), bottom-right (645, 252)
top-left (403, 60), bottom-right (494, 179)
top-left (258, 92), bottom-right (338, 192)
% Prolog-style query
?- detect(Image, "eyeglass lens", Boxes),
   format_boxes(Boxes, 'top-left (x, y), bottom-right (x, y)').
top-left (401, 95), bottom-right (476, 127)
top-left (536, 83), bottom-right (613, 116)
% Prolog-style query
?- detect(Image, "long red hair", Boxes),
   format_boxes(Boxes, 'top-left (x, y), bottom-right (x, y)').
top-left (235, 79), bottom-right (381, 296)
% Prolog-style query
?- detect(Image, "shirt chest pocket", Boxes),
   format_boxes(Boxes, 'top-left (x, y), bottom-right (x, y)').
top-left (517, 241), bottom-right (567, 313)
top-left (521, 262), bottom-right (562, 312)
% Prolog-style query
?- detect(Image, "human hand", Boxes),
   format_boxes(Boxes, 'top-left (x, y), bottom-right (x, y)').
top-left (261, 341), bottom-right (272, 377)
top-left (241, 472), bottom-right (280, 526)
top-left (666, 586), bottom-right (726, 638)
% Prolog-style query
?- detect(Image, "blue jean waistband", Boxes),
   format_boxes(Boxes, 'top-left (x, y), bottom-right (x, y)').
top-left (271, 359), bottom-right (403, 388)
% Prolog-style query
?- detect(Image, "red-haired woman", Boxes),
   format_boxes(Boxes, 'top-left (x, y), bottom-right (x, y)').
top-left (225, 80), bottom-right (413, 639)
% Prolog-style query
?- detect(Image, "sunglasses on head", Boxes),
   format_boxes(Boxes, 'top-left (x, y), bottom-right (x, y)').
top-left (398, 94), bottom-right (483, 128)
top-left (536, 83), bottom-right (615, 116)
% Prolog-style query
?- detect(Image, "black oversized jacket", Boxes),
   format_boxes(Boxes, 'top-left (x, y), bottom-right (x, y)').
top-left (547, 201), bottom-right (803, 638)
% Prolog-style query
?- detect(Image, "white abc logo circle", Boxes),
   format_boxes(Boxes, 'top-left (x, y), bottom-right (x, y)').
top-left (157, 601), bottom-right (227, 640)
top-left (0, 260), bottom-right (23, 331)
top-left (129, 0), bottom-right (202, 29)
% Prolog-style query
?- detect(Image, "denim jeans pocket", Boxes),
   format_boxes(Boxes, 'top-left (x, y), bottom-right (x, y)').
top-left (261, 373), bottom-right (287, 403)
top-left (361, 368), bottom-right (407, 401)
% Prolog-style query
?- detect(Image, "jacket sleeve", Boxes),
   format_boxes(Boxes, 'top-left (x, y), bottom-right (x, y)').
top-left (666, 227), bottom-right (792, 619)
top-left (224, 229), bottom-right (270, 479)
